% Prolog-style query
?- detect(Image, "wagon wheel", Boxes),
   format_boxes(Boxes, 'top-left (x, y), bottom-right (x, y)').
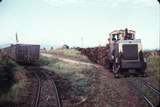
top-left (112, 63), bottom-right (120, 78)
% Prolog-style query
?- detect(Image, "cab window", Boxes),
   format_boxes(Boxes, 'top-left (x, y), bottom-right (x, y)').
top-left (124, 33), bottom-right (134, 40)
top-left (112, 34), bottom-right (120, 41)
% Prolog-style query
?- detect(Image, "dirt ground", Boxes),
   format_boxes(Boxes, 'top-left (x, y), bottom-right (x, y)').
top-left (41, 53), bottom-right (160, 107)
top-left (0, 50), bottom-right (159, 107)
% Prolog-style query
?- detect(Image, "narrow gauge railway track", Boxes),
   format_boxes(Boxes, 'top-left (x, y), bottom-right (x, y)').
top-left (26, 66), bottom-right (62, 107)
top-left (143, 81), bottom-right (160, 95)
top-left (127, 78), bottom-right (160, 107)
top-left (32, 71), bottom-right (42, 107)
top-left (40, 71), bottom-right (62, 107)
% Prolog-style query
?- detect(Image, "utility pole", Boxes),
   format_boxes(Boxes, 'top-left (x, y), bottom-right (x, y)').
top-left (16, 32), bottom-right (19, 43)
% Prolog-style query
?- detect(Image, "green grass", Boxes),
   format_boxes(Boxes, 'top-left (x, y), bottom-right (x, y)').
top-left (0, 78), bottom-right (26, 103)
top-left (41, 55), bottom-right (98, 105)
top-left (39, 56), bottom-right (51, 65)
top-left (147, 56), bottom-right (160, 82)
top-left (0, 54), bottom-right (27, 104)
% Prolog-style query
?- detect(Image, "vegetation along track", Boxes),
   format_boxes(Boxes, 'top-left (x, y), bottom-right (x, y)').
top-left (26, 66), bottom-right (62, 107)
top-left (127, 77), bottom-right (160, 107)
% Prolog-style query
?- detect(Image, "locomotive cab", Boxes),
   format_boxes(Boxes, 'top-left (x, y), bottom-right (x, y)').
top-left (108, 29), bottom-right (147, 78)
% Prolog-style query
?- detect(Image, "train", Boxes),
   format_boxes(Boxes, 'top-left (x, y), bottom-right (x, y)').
top-left (2, 44), bottom-right (40, 64)
top-left (108, 28), bottom-right (147, 78)
top-left (75, 28), bottom-right (147, 78)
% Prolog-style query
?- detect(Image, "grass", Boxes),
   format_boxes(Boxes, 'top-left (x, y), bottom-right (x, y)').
top-left (40, 51), bottom-right (160, 107)
top-left (39, 56), bottom-right (51, 65)
top-left (0, 77), bottom-right (26, 103)
top-left (47, 48), bottom-right (91, 62)
top-left (146, 56), bottom-right (160, 82)
top-left (52, 48), bottom-right (81, 56)
top-left (0, 53), bottom-right (27, 105)
top-left (40, 54), bottom-right (99, 106)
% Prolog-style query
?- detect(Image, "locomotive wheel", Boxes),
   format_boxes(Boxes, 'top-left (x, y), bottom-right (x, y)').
top-left (112, 63), bottom-right (120, 78)
top-left (114, 73), bottom-right (119, 78)
top-left (138, 66), bottom-right (148, 77)
top-left (140, 70), bottom-right (148, 77)
top-left (141, 73), bottom-right (148, 77)
top-left (108, 62), bottom-right (113, 69)
top-left (123, 69), bottom-right (130, 78)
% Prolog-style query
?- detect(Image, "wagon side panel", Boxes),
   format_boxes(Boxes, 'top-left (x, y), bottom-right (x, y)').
top-left (11, 45), bottom-right (17, 61)
top-left (16, 45), bottom-right (26, 63)
top-left (29, 45), bottom-right (40, 62)
top-left (16, 45), bottom-right (40, 63)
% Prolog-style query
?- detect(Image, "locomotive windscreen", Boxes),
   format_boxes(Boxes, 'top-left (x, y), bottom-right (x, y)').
top-left (122, 44), bottom-right (138, 60)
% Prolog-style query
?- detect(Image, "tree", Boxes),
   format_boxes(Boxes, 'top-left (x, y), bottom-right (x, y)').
top-left (50, 46), bottom-right (54, 50)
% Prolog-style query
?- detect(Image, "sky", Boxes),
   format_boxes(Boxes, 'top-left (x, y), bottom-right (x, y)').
top-left (0, 0), bottom-right (159, 49)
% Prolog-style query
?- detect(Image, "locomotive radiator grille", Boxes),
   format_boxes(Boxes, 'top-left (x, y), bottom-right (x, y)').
top-left (122, 44), bottom-right (138, 60)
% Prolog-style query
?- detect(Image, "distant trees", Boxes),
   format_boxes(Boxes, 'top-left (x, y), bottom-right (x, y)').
top-left (50, 46), bottom-right (54, 50)
top-left (43, 47), bottom-right (46, 51)
top-left (63, 45), bottom-right (69, 49)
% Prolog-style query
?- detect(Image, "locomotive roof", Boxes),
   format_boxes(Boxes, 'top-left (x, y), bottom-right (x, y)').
top-left (109, 29), bottom-right (136, 35)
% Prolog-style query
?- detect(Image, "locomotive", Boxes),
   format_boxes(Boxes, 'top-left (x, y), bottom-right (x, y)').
top-left (108, 28), bottom-right (147, 78)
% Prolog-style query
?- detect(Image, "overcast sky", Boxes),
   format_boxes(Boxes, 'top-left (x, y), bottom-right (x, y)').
top-left (0, 0), bottom-right (159, 49)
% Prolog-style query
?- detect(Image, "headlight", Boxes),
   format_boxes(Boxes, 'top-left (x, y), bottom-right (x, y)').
top-left (119, 43), bottom-right (123, 53)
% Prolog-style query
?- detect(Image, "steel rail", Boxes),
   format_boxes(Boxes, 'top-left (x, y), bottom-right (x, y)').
top-left (127, 78), bottom-right (157, 107)
top-left (41, 71), bottom-right (62, 107)
top-left (32, 72), bottom-right (41, 107)
top-left (51, 78), bottom-right (62, 107)
top-left (26, 66), bottom-right (62, 107)
top-left (143, 81), bottom-right (160, 95)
